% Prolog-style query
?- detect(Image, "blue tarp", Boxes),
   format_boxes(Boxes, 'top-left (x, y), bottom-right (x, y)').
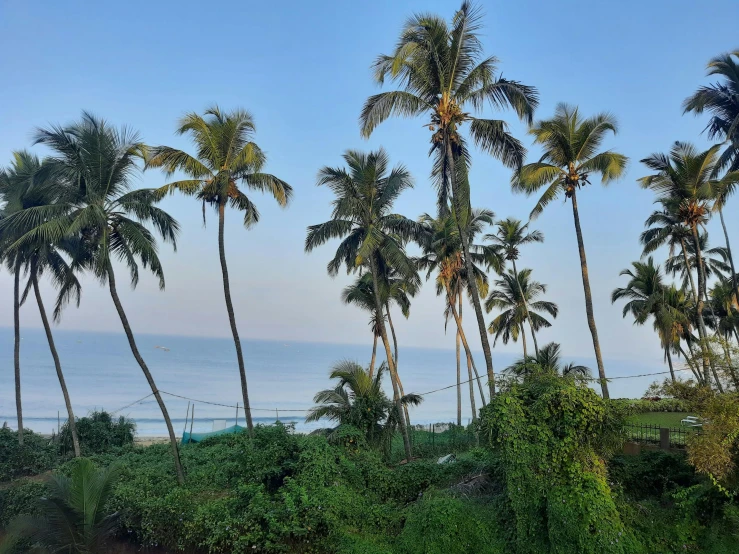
top-left (182, 424), bottom-right (246, 444)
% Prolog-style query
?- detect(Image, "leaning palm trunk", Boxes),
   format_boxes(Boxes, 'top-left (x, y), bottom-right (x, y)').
top-left (106, 262), bottom-right (185, 484)
top-left (32, 267), bottom-right (80, 457)
top-left (13, 257), bottom-right (23, 445)
top-left (718, 207), bottom-right (739, 301)
top-left (386, 304), bottom-right (410, 427)
top-left (446, 141), bottom-right (495, 398)
top-left (570, 189), bottom-right (609, 398)
top-left (369, 258), bottom-right (412, 460)
top-left (447, 283), bottom-right (487, 406)
top-left (369, 334), bottom-right (378, 379)
top-left (691, 224), bottom-right (722, 391)
top-left (679, 344), bottom-right (703, 383)
top-left (218, 201), bottom-right (254, 434)
top-left (459, 292), bottom-right (478, 423)
top-left (665, 346), bottom-right (676, 383)
top-left (512, 260), bottom-right (539, 356)
top-left (520, 324), bottom-right (528, 359)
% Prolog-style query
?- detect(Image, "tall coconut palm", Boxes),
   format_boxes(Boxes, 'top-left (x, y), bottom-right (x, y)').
top-left (418, 209), bottom-right (496, 413)
top-left (0, 459), bottom-right (120, 554)
top-left (639, 142), bottom-right (723, 388)
top-left (361, 1), bottom-right (538, 393)
top-left (306, 360), bottom-right (421, 457)
top-left (486, 218), bottom-right (544, 354)
top-left (612, 258), bottom-right (682, 382)
top-left (485, 268), bottom-right (558, 359)
top-left (342, 274), bottom-right (385, 377)
top-left (504, 342), bottom-right (591, 383)
top-left (7, 154), bottom-right (84, 457)
top-left (147, 107), bottom-right (292, 434)
top-left (341, 268), bottom-right (416, 431)
top-left (305, 148), bottom-right (420, 460)
top-left (0, 154), bottom-right (35, 447)
top-left (512, 104), bottom-right (627, 398)
top-left (684, 50), bottom-right (739, 299)
top-left (0, 113), bottom-right (185, 483)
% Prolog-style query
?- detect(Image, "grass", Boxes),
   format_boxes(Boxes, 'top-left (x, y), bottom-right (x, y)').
top-left (626, 412), bottom-right (694, 428)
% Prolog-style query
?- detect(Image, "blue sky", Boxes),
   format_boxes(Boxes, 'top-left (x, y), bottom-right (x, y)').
top-left (0, 0), bottom-right (736, 378)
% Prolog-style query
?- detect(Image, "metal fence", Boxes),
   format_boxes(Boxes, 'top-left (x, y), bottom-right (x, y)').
top-left (624, 423), bottom-right (692, 448)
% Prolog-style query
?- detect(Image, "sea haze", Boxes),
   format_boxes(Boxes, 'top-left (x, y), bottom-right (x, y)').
top-left (1, 328), bottom-right (659, 435)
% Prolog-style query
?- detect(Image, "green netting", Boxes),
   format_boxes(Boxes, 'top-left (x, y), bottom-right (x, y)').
top-left (182, 424), bottom-right (246, 444)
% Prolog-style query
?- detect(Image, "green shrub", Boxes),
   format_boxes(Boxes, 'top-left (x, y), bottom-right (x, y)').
top-left (0, 427), bottom-right (58, 482)
top-left (396, 493), bottom-right (505, 554)
top-left (480, 375), bottom-right (637, 553)
top-left (60, 410), bottom-right (135, 455)
top-left (608, 452), bottom-right (698, 499)
top-left (610, 398), bottom-right (688, 414)
top-left (0, 480), bottom-right (46, 527)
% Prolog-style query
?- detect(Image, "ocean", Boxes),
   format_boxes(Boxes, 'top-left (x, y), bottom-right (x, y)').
top-left (1, 328), bottom-right (659, 436)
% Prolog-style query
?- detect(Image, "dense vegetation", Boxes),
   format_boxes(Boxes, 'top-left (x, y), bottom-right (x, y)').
top-left (2, 0), bottom-right (739, 551)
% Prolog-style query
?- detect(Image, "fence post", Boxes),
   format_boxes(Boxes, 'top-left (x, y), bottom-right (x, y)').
top-left (659, 428), bottom-right (670, 450)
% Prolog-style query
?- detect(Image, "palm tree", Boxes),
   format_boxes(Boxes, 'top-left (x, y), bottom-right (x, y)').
top-left (342, 274), bottom-right (385, 377)
top-left (306, 360), bottom-right (421, 457)
top-left (639, 142), bottom-right (724, 388)
top-left (486, 218), bottom-right (544, 354)
top-left (0, 459), bottom-right (120, 554)
top-left (0, 153), bottom-right (34, 447)
top-left (361, 1), bottom-right (538, 393)
top-left (485, 268), bottom-right (558, 359)
top-left (512, 104), bottom-right (627, 398)
top-left (665, 231), bottom-right (729, 291)
top-left (709, 279), bottom-right (739, 388)
top-left (418, 209), bottom-right (496, 415)
top-left (504, 342), bottom-right (591, 383)
top-left (147, 107), bottom-right (292, 434)
top-left (612, 258), bottom-right (681, 382)
top-left (305, 148), bottom-right (420, 460)
top-left (0, 113), bottom-right (185, 483)
top-left (684, 50), bottom-right (739, 299)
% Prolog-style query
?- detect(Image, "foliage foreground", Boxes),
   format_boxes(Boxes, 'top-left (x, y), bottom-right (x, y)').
top-left (2, 387), bottom-right (739, 554)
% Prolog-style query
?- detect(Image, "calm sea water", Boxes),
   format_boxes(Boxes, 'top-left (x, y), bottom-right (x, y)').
top-left (1, 328), bottom-right (656, 436)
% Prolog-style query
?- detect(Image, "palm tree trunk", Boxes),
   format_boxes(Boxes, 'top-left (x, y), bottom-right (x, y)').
top-left (665, 346), bottom-right (676, 383)
top-left (570, 189), bottom-right (609, 398)
top-left (718, 207), bottom-right (739, 301)
top-left (446, 139), bottom-right (495, 397)
top-left (385, 303), bottom-right (410, 427)
top-left (512, 259), bottom-right (539, 356)
top-left (466, 347), bottom-right (477, 423)
top-left (32, 268), bottom-right (80, 457)
top-left (386, 303), bottom-right (399, 366)
top-left (680, 344), bottom-right (702, 382)
top-left (520, 323), bottom-right (528, 359)
top-left (218, 201), bottom-right (253, 433)
top-left (456, 286), bottom-right (462, 426)
top-left (447, 282), bottom-right (486, 406)
top-left (13, 257), bottom-right (23, 446)
top-left (719, 338), bottom-right (739, 390)
top-left (369, 334), bottom-right (378, 379)
top-left (107, 262), bottom-right (185, 485)
top-left (680, 239), bottom-right (699, 299)
top-left (369, 257), bottom-right (411, 460)
top-left (691, 224), bottom-right (722, 391)
top-left (456, 327), bottom-right (462, 426)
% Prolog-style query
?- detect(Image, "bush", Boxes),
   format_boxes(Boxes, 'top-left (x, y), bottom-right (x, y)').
top-left (396, 493), bottom-right (505, 554)
top-left (0, 480), bottom-right (47, 527)
top-left (608, 452), bottom-right (698, 499)
top-left (480, 375), bottom-right (637, 553)
top-left (0, 426), bottom-right (58, 482)
top-left (610, 398), bottom-right (689, 414)
top-left (60, 410), bottom-right (135, 455)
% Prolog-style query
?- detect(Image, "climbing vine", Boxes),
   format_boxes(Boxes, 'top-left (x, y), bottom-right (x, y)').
top-left (479, 375), bottom-right (638, 553)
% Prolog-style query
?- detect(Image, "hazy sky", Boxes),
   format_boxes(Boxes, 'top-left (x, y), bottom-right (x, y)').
top-left (1, 0), bottom-right (736, 377)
